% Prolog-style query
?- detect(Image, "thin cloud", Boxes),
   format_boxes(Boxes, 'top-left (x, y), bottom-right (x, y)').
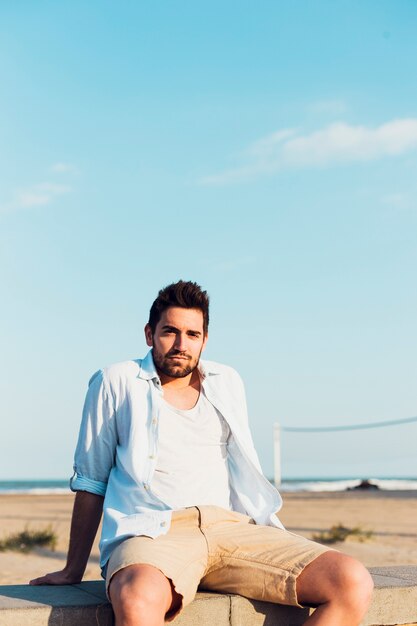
top-left (5, 182), bottom-right (72, 211)
top-left (380, 193), bottom-right (411, 210)
top-left (200, 118), bottom-right (417, 185)
top-left (50, 162), bottom-right (77, 174)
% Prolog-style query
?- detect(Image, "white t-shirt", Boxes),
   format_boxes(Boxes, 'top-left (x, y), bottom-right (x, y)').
top-left (151, 388), bottom-right (232, 510)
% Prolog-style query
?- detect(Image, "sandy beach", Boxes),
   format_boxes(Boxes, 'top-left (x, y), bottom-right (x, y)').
top-left (0, 491), bottom-right (416, 585)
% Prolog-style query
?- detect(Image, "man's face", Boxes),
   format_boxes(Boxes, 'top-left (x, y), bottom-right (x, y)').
top-left (145, 306), bottom-right (207, 379)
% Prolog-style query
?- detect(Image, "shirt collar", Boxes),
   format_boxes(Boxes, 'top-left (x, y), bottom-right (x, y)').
top-left (197, 358), bottom-right (222, 380)
top-left (137, 350), bottom-right (221, 382)
top-left (137, 350), bottom-right (159, 380)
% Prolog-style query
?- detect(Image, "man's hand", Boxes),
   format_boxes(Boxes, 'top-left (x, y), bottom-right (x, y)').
top-left (28, 491), bottom-right (104, 586)
top-left (29, 568), bottom-right (82, 586)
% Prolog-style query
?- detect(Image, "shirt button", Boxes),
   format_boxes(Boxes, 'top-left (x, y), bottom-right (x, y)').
top-left (160, 521), bottom-right (166, 527)
top-left (148, 455), bottom-right (155, 460)
top-left (143, 483), bottom-right (149, 490)
top-left (152, 418), bottom-right (158, 425)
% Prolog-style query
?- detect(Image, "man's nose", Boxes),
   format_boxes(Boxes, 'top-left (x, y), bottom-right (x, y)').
top-left (174, 333), bottom-right (188, 352)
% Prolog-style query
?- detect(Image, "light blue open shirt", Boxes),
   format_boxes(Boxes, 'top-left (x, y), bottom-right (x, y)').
top-left (71, 350), bottom-right (284, 571)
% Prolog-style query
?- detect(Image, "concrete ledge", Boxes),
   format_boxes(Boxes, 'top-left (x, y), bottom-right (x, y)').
top-left (0, 566), bottom-right (416, 625)
top-left (367, 566), bottom-right (417, 626)
top-left (0, 582), bottom-right (308, 626)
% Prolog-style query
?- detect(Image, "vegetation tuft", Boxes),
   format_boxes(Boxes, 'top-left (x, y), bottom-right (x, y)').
top-left (313, 523), bottom-right (374, 545)
top-left (0, 526), bottom-right (57, 553)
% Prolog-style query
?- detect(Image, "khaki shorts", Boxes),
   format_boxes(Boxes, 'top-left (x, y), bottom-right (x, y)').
top-left (106, 505), bottom-right (330, 620)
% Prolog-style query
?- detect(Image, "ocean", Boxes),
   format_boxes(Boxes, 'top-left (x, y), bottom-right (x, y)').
top-left (1, 478), bottom-right (417, 495)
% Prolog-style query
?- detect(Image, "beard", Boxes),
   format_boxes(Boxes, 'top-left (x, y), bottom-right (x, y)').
top-left (152, 347), bottom-right (201, 379)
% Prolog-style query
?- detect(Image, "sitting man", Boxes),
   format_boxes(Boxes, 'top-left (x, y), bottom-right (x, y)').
top-left (31, 280), bottom-right (373, 626)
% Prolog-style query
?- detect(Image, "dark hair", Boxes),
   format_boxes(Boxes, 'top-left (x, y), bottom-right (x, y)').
top-left (148, 280), bottom-right (209, 335)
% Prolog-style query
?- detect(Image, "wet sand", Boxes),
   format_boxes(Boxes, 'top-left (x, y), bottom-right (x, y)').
top-left (0, 491), bottom-right (416, 585)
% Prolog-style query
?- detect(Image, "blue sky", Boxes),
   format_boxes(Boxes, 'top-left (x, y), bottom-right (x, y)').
top-left (1, 1), bottom-right (416, 480)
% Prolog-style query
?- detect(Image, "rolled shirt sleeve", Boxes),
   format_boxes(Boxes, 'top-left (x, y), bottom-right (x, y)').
top-left (70, 370), bottom-right (117, 497)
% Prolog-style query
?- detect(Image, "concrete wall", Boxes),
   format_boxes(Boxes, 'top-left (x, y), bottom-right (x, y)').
top-left (0, 566), bottom-right (416, 625)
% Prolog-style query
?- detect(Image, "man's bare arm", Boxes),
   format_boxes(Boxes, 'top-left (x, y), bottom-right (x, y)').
top-left (29, 490), bottom-right (104, 585)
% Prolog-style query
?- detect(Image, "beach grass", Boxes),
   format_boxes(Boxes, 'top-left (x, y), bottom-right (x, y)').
top-left (312, 523), bottom-right (374, 545)
top-left (0, 525), bottom-right (57, 553)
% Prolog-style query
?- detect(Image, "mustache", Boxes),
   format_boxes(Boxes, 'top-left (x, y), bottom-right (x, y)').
top-left (166, 350), bottom-right (191, 359)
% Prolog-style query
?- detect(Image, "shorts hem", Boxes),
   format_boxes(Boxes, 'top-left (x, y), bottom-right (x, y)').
top-left (106, 561), bottom-right (189, 621)
top-left (106, 555), bottom-right (201, 617)
top-left (292, 545), bottom-right (336, 607)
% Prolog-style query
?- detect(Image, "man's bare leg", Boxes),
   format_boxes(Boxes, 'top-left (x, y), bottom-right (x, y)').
top-left (296, 551), bottom-right (374, 625)
top-left (108, 563), bottom-right (182, 626)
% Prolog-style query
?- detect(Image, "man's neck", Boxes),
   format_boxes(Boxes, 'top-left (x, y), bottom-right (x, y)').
top-left (159, 369), bottom-right (201, 410)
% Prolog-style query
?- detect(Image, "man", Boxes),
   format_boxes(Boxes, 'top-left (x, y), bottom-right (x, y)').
top-left (31, 280), bottom-right (373, 626)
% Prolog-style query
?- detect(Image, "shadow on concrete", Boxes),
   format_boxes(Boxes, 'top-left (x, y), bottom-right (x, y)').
top-left (0, 582), bottom-right (114, 626)
top-left (250, 598), bottom-right (309, 625)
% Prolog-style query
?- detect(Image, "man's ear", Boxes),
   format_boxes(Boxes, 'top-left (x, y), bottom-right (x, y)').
top-left (144, 324), bottom-right (153, 347)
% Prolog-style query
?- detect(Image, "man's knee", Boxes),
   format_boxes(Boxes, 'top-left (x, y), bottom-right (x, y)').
top-left (109, 564), bottom-right (173, 619)
top-left (297, 551), bottom-right (374, 610)
top-left (328, 553), bottom-right (374, 607)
